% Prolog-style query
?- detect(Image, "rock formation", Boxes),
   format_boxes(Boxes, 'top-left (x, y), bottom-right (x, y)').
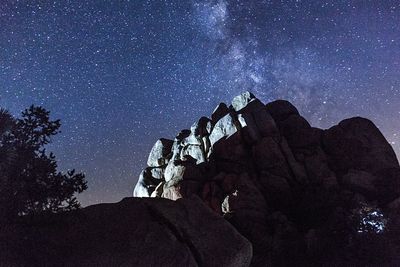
top-left (3, 92), bottom-right (400, 266)
top-left (134, 92), bottom-right (400, 266)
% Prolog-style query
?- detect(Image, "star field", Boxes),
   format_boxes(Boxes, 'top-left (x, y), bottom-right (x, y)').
top-left (1, 0), bottom-right (399, 205)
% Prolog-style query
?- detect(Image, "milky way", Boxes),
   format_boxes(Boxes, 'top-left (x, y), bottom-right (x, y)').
top-left (1, 0), bottom-right (399, 205)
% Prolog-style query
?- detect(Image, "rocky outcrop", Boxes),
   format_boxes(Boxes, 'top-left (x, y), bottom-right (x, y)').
top-left (1, 196), bottom-right (252, 267)
top-left (134, 92), bottom-right (400, 266)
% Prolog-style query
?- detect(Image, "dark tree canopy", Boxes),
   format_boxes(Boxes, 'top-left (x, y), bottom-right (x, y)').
top-left (0, 106), bottom-right (87, 219)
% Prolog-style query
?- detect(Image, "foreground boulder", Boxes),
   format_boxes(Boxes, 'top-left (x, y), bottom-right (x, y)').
top-left (1, 196), bottom-right (252, 267)
top-left (134, 92), bottom-right (400, 266)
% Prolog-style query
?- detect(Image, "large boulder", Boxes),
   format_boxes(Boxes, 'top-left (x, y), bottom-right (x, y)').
top-left (181, 144), bottom-right (206, 164)
top-left (239, 99), bottom-right (279, 138)
top-left (1, 197), bottom-right (253, 267)
top-left (323, 117), bottom-right (399, 175)
top-left (231, 91), bottom-right (256, 112)
top-left (342, 169), bottom-right (379, 199)
top-left (164, 159), bottom-right (187, 182)
top-left (191, 117), bottom-right (213, 137)
top-left (265, 100), bottom-right (300, 122)
top-left (209, 113), bottom-right (240, 147)
top-left (147, 138), bottom-right (173, 167)
top-left (237, 113), bottom-right (262, 144)
top-left (133, 168), bottom-right (159, 197)
top-left (212, 103), bottom-right (230, 124)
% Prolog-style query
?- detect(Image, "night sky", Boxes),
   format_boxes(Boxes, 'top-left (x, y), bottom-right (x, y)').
top-left (1, 0), bottom-right (399, 206)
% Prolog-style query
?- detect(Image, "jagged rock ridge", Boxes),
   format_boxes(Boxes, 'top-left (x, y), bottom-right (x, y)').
top-left (134, 92), bottom-right (400, 266)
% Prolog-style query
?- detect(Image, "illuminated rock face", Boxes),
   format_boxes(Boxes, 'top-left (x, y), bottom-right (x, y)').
top-left (134, 92), bottom-right (400, 266)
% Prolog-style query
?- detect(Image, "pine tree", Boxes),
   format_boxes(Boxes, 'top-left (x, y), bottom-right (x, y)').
top-left (0, 106), bottom-right (87, 220)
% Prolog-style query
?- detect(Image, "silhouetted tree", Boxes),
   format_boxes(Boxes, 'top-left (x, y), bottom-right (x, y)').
top-left (0, 108), bottom-right (15, 171)
top-left (0, 106), bottom-right (87, 220)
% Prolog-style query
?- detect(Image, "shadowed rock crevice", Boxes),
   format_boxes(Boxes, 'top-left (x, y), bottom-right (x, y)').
top-left (134, 92), bottom-right (400, 266)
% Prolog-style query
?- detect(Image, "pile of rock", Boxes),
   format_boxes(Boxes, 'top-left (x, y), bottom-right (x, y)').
top-left (134, 92), bottom-right (400, 266)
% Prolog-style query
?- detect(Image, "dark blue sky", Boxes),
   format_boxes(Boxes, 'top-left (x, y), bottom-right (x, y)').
top-left (1, 0), bottom-right (399, 205)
